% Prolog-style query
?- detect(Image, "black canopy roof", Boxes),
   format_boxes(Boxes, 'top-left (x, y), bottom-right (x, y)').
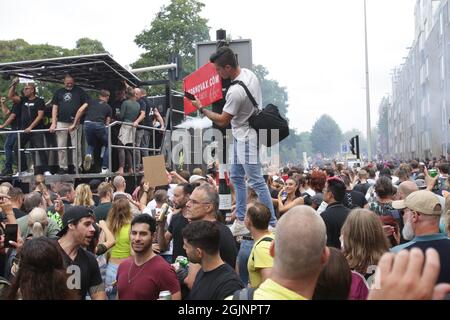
top-left (0, 53), bottom-right (141, 90)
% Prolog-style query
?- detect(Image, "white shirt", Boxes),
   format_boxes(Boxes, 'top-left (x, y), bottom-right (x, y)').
top-left (223, 68), bottom-right (262, 141)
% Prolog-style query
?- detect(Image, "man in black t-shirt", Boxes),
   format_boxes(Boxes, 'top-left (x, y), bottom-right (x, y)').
top-left (157, 183), bottom-right (194, 261)
top-left (0, 97), bottom-right (21, 175)
top-left (7, 79), bottom-right (50, 175)
top-left (50, 75), bottom-right (88, 174)
top-left (71, 90), bottom-right (112, 174)
top-left (57, 206), bottom-right (106, 300)
top-left (183, 221), bottom-right (244, 300)
top-left (341, 175), bottom-right (368, 209)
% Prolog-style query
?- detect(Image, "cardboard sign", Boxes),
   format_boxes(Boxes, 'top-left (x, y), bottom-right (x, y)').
top-left (183, 63), bottom-right (223, 115)
top-left (142, 155), bottom-right (168, 187)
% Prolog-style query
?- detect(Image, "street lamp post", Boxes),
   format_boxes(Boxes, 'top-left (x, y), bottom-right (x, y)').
top-left (364, 0), bottom-right (372, 161)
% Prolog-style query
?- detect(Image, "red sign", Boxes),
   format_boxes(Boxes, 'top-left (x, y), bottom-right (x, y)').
top-left (183, 63), bottom-right (223, 115)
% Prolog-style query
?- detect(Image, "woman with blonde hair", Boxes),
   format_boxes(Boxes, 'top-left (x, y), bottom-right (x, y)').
top-left (27, 207), bottom-right (49, 238)
top-left (74, 183), bottom-right (95, 207)
top-left (341, 209), bottom-right (390, 279)
top-left (105, 198), bottom-right (133, 300)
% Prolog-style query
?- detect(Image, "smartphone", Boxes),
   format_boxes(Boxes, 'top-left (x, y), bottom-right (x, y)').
top-left (184, 91), bottom-right (196, 101)
top-left (4, 224), bottom-right (18, 248)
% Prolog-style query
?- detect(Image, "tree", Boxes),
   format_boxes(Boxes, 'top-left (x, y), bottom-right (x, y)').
top-left (377, 98), bottom-right (389, 157)
top-left (254, 65), bottom-right (289, 116)
top-left (253, 64), bottom-right (305, 163)
top-left (133, 0), bottom-right (210, 90)
top-left (310, 115), bottom-right (343, 157)
top-left (71, 38), bottom-right (106, 55)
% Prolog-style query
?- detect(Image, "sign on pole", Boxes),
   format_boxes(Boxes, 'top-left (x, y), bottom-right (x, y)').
top-left (183, 63), bottom-right (223, 115)
top-left (196, 39), bottom-right (253, 69)
top-left (341, 142), bottom-right (349, 154)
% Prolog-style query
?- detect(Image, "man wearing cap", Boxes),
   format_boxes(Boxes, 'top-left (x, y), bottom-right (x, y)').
top-left (57, 206), bottom-right (107, 300)
top-left (392, 190), bottom-right (450, 283)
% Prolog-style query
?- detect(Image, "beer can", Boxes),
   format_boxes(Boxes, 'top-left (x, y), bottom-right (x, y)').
top-left (159, 290), bottom-right (172, 300)
top-left (175, 256), bottom-right (189, 268)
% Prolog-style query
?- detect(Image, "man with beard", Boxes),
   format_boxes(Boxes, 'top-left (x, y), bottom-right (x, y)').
top-left (116, 214), bottom-right (181, 300)
top-left (57, 206), bottom-right (106, 300)
top-left (392, 190), bottom-right (450, 283)
top-left (50, 75), bottom-right (88, 174)
top-left (156, 183), bottom-right (194, 260)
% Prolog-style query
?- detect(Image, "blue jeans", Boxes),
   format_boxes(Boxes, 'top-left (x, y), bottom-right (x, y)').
top-left (237, 239), bottom-right (254, 286)
top-left (4, 133), bottom-right (17, 170)
top-left (230, 138), bottom-right (277, 226)
top-left (84, 122), bottom-right (109, 168)
top-left (105, 263), bottom-right (118, 300)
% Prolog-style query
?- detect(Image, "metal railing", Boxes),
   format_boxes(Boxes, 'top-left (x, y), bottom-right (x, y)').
top-left (107, 121), bottom-right (166, 175)
top-left (0, 127), bottom-right (77, 175)
top-left (0, 121), bottom-right (167, 177)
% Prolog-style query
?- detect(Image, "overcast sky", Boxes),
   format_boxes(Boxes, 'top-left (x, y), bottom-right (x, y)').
top-left (0, 0), bottom-right (416, 136)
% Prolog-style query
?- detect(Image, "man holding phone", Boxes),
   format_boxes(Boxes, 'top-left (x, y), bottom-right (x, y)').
top-left (191, 47), bottom-right (277, 236)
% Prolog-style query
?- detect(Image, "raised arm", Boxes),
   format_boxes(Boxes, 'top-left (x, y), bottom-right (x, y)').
top-left (7, 78), bottom-right (21, 105)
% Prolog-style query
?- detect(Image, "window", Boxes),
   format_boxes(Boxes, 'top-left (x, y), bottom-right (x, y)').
top-left (441, 56), bottom-right (445, 80)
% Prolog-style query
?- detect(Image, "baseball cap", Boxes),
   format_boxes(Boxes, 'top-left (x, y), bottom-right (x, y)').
top-left (189, 175), bottom-right (207, 184)
top-left (56, 206), bottom-right (95, 237)
top-left (392, 190), bottom-right (442, 216)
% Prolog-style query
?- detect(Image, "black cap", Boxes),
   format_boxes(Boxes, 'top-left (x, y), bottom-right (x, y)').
top-left (56, 206), bottom-right (95, 238)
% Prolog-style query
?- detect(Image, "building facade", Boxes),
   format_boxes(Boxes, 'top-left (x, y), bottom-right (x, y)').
top-left (388, 0), bottom-right (450, 160)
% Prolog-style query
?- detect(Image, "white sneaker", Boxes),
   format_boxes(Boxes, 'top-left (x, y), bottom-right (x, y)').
top-left (13, 171), bottom-right (32, 177)
top-left (101, 168), bottom-right (110, 175)
top-left (84, 154), bottom-right (93, 171)
top-left (229, 219), bottom-right (250, 237)
top-left (44, 171), bottom-right (52, 176)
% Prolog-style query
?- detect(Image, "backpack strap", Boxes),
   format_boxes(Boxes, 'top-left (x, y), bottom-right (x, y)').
top-left (230, 80), bottom-right (259, 109)
top-left (251, 236), bottom-right (274, 261)
top-left (232, 287), bottom-right (257, 300)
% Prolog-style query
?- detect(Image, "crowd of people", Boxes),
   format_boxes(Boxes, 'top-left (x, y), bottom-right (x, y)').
top-left (0, 75), bottom-right (164, 176)
top-left (0, 159), bottom-right (449, 300)
top-left (0, 47), bottom-right (449, 301)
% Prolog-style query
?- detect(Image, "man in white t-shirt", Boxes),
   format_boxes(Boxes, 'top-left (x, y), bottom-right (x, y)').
top-left (192, 47), bottom-right (277, 236)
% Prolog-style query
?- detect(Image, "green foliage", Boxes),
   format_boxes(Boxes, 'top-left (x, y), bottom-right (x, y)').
top-left (71, 38), bottom-right (106, 56)
top-left (253, 64), bottom-right (308, 163)
top-left (310, 115), bottom-right (343, 157)
top-left (254, 65), bottom-right (289, 116)
top-left (133, 0), bottom-right (210, 94)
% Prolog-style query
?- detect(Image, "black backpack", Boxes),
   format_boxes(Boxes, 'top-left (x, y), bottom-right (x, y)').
top-left (231, 80), bottom-right (290, 147)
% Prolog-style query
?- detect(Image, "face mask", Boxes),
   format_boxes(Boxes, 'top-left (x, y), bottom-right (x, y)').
top-left (402, 218), bottom-right (415, 241)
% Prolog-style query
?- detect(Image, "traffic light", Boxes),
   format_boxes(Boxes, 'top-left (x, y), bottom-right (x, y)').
top-left (349, 135), bottom-right (360, 160)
